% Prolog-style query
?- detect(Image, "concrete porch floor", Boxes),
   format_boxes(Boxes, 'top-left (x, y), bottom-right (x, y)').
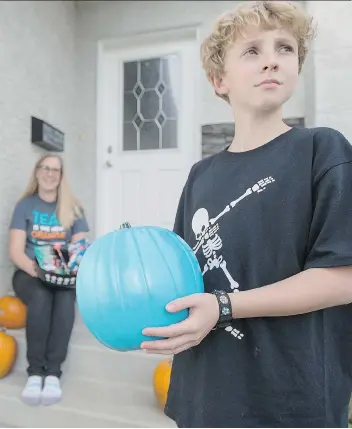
top-left (0, 322), bottom-right (175, 428)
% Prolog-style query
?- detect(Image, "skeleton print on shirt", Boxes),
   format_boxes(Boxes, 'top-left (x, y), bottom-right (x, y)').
top-left (191, 176), bottom-right (276, 340)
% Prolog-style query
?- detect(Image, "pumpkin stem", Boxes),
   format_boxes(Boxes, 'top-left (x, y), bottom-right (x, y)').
top-left (119, 222), bottom-right (131, 229)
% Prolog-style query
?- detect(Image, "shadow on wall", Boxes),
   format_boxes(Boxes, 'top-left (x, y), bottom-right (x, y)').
top-left (201, 118), bottom-right (305, 159)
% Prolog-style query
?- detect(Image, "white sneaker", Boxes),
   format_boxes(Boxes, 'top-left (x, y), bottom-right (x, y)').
top-left (21, 375), bottom-right (42, 406)
top-left (41, 375), bottom-right (62, 406)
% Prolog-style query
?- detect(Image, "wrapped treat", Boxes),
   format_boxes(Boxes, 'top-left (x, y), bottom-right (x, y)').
top-left (53, 243), bottom-right (70, 275)
top-left (34, 245), bottom-right (57, 272)
top-left (68, 239), bottom-right (90, 273)
top-left (33, 240), bottom-right (89, 290)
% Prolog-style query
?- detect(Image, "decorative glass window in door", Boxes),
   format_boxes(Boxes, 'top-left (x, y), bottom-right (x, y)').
top-left (123, 55), bottom-right (179, 151)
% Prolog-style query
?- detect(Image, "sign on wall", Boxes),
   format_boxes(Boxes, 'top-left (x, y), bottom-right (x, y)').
top-left (201, 118), bottom-right (305, 158)
top-left (31, 116), bottom-right (64, 152)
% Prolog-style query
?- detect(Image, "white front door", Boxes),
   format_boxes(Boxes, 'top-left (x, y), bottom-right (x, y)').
top-left (96, 37), bottom-right (200, 237)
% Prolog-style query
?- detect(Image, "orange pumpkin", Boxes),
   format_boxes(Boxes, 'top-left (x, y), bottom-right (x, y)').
top-left (0, 329), bottom-right (17, 378)
top-left (153, 358), bottom-right (172, 408)
top-left (0, 295), bottom-right (27, 329)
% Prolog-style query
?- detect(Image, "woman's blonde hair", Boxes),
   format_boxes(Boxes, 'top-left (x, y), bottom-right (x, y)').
top-left (21, 154), bottom-right (84, 229)
top-left (201, 1), bottom-right (316, 102)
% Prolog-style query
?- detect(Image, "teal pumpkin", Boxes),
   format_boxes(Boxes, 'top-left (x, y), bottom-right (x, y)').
top-left (76, 225), bottom-right (204, 351)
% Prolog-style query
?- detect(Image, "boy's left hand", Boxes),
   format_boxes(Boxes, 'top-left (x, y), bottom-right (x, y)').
top-left (141, 293), bottom-right (219, 355)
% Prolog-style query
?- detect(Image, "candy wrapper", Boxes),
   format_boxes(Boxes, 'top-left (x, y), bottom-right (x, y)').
top-left (34, 239), bottom-right (90, 276)
top-left (34, 245), bottom-right (64, 274)
top-left (68, 239), bottom-right (90, 274)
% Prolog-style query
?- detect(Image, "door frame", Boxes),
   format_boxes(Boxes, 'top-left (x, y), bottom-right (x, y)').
top-left (95, 25), bottom-right (202, 238)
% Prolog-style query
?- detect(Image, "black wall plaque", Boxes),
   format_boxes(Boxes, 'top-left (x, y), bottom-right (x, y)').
top-left (31, 116), bottom-right (64, 152)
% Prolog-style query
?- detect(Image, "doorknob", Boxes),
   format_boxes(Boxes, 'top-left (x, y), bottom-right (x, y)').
top-left (105, 160), bottom-right (113, 168)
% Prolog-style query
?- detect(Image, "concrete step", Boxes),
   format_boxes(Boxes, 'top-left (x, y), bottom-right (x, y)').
top-left (9, 324), bottom-right (169, 388)
top-left (0, 371), bottom-right (175, 428)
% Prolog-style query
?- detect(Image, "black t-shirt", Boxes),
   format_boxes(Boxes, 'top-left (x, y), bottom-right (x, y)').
top-left (164, 127), bottom-right (352, 428)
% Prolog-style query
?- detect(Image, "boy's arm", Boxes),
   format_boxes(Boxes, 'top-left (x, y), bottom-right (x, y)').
top-left (230, 266), bottom-right (352, 319)
top-left (140, 265), bottom-right (352, 355)
top-left (232, 157), bottom-right (352, 317)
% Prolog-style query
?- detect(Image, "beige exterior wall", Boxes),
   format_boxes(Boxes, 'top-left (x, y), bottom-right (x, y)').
top-left (305, 1), bottom-right (352, 140)
top-left (0, 1), bottom-right (82, 296)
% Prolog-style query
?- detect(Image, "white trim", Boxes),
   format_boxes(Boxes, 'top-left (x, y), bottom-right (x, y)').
top-left (95, 42), bottom-right (103, 239)
top-left (95, 25), bottom-right (201, 238)
top-left (98, 24), bottom-right (201, 52)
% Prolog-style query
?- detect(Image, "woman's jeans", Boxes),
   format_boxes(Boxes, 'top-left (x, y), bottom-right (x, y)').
top-left (13, 269), bottom-right (76, 378)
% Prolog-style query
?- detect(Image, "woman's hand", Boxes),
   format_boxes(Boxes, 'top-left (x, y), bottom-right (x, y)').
top-left (9, 229), bottom-right (38, 277)
top-left (71, 232), bottom-right (87, 243)
top-left (26, 260), bottom-right (38, 278)
top-left (141, 293), bottom-right (219, 355)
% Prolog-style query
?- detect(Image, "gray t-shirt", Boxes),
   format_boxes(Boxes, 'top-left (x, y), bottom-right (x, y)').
top-left (10, 194), bottom-right (89, 260)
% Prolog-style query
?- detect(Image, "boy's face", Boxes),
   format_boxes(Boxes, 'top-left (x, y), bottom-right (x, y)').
top-left (213, 26), bottom-right (299, 112)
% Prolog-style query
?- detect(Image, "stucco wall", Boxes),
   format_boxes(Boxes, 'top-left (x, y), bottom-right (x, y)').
top-left (0, 1), bottom-right (78, 296)
top-left (306, 1), bottom-right (352, 141)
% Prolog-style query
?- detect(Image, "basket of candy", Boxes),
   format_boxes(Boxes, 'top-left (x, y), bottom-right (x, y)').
top-left (34, 239), bottom-right (89, 290)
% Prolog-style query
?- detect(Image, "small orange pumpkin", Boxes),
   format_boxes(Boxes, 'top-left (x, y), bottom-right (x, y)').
top-left (0, 329), bottom-right (17, 379)
top-left (0, 295), bottom-right (27, 329)
top-left (153, 358), bottom-right (172, 408)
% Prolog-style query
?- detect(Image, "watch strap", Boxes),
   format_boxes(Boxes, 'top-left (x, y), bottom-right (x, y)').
top-left (212, 289), bottom-right (232, 329)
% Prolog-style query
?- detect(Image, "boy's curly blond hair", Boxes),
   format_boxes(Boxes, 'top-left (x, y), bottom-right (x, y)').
top-left (201, 1), bottom-right (316, 102)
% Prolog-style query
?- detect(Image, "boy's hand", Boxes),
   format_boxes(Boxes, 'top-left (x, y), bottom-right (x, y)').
top-left (141, 293), bottom-right (219, 355)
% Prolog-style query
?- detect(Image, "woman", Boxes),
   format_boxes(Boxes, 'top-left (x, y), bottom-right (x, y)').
top-left (9, 154), bottom-right (89, 406)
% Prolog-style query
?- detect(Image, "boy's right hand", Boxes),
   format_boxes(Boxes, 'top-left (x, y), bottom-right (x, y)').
top-left (141, 293), bottom-right (220, 355)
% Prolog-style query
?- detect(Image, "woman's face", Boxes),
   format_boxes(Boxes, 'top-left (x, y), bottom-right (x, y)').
top-left (36, 156), bottom-right (62, 193)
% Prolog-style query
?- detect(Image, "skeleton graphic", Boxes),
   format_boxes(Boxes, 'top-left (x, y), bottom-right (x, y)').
top-left (191, 176), bottom-right (275, 340)
top-left (193, 206), bottom-right (239, 290)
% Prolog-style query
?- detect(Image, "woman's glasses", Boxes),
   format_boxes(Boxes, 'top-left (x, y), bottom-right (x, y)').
top-left (37, 165), bottom-right (61, 174)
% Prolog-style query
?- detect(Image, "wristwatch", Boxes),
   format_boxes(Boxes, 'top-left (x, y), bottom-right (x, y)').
top-left (212, 289), bottom-right (233, 329)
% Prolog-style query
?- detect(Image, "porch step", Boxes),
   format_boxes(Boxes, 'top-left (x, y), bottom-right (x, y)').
top-left (1, 323), bottom-right (175, 428)
top-left (0, 371), bottom-right (175, 428)
top-left (10, 324), bottom-right (168, 388)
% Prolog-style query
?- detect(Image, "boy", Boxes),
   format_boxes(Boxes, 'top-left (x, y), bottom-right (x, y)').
top-left (141, 1), bottom-right (352, 427)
